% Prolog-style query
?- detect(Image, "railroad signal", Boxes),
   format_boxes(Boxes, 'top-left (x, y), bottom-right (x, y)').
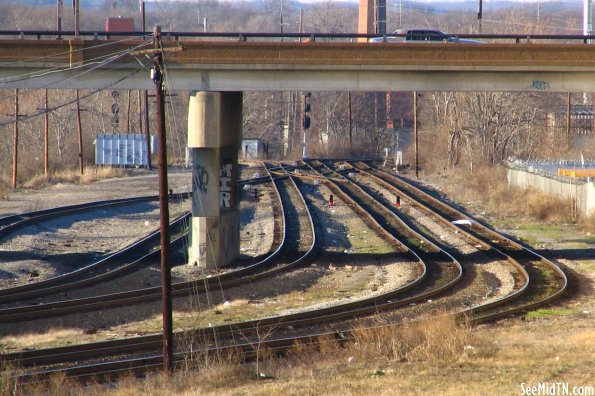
top-left (395, 195), bottom-right (401, 207)
top-left (303, 115), bottom-right (311, 129)
top-left (329, 194), bottom-right (335, 206)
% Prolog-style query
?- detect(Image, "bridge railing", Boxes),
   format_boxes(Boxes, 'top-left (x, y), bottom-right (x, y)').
top-left (1, 30), bottom-right (595, 44)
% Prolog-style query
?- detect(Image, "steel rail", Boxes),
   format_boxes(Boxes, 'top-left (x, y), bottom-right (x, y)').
top-left (6, 160), bottom-right (432, 370)
top-left (0, 212), bottom-right (190, 304)
top-left (0, 165), bottom-right (295, 322)
top-left (2, 161), bottom-right (317, 366)
top-left (344, 161), bottom-right (531, 317)
top-left (357, 162), bottom-right (567, 322)
top-left (3, 159), bottom-right (560, 378)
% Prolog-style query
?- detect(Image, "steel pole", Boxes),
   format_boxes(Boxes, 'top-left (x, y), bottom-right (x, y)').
top-left (154, 26), bottom-right (174, 375)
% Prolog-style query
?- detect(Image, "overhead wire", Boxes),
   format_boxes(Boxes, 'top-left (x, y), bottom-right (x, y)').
top-left (0, 39), bottom-right (152, 89)
top-left (0, 67), bottom-right (147, 127)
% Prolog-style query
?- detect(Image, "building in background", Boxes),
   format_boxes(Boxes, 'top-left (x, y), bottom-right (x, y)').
top-left (241, 138), bottom-right (267, 160)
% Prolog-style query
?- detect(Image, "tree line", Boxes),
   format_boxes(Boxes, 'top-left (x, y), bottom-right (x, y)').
top-left (0, 1), bottom-right (589, 187)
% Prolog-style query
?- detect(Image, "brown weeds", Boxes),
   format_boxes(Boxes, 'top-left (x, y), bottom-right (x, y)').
top-left (21, 167), bottom-right (124, 189)
top-left (347, 315), bottom-right (470, 365)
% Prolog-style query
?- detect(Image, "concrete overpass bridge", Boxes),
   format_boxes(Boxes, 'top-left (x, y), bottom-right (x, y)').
top-left (2, 31), bottom-right (594, 268)
top-left (2, 32), bottom-right (595, 92)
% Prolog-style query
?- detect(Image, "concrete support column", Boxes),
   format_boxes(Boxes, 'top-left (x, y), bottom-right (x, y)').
top-left (187, 91), bottom-right (242, 269)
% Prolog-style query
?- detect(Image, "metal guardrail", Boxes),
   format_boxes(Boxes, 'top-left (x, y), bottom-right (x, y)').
top-left (2, 30), bottom-right (595, 43)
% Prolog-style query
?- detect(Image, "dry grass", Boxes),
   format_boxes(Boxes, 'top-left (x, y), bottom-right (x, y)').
top-left (0, 328), bottom-right (84, 351)
top-left (432, 165), bottom-right (577, 223)
top-left (3, 308), bottom-right (594, 396)
top-left (579, 214), bottom-right (595, 234)
top-left (22, 167), bottom-right (124, 189)
top-left (345, 315), bottom-right (470, 365)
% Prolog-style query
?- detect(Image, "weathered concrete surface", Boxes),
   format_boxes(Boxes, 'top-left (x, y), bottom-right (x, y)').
top-left (187, 91), bottom-right (242, 269)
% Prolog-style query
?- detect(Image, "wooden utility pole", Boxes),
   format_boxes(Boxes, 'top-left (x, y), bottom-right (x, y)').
top-left (153, 26), bottom-right (174, 375)
top-left (44, 89), bottom-right (49, 176)
top-left (138, 90), bottom-right (142, 134)
top-left (73, 0), bottom-right (80, 37)
top-left (414, 91), bottom-right (419, 179)
top-left (348, 91), bottom-right (353, 154)
top-left (76, 89), bottom-right (84, 175)
top-left (12, 89), bottom-right (19, 189)
top-left (478, 0), bottom-right (483, 34)
top-left (567, 92), bottom-right (572, 147)
top-left (56, 0), bottom-right (63, 39)
top-left (126, 89), bottom-right (131, 134)
top-left (144, 90), bottom-right (151, 169)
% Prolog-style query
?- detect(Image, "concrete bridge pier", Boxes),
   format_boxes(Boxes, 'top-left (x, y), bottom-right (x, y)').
top-left (187, 91), bottom-right (242, 269)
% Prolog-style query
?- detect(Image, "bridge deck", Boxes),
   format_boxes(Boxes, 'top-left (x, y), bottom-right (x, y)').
top-left (1, 38), bottom-right (594, 91)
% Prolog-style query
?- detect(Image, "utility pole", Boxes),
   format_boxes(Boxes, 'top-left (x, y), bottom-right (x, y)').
top-left (140, 2), bottom-right (152, 169)
top-left (76, 89), bottom-right (84, 175)
top-left (12, 89), bottom-right (19, 189)
top-left (126, 89), bottom-right (131, 134)
top-left (279, 0), bottom-right (285, 41)
top-left (478, 0), bottom-right (483, 34)
top-left (144, 90), bottom-right (152, 169)
top-left (57, 0), bottom-right (63, 39)
top-left (74, 0), bottom-right (80, 38)
top-left (348, 91), bottom-right (353, 155)
top-left (140, 1), bottom-right (146, 37)
top-left (152, 25), bottom-right (174, 376)
top-left (137, 90), bottom-right (142, 134)
top-left (44, 89), bottom-right (49, 177)
top-left (414, 91), bottom-right (419, 179)
top-left (567, 92), bottom-right (572, 148)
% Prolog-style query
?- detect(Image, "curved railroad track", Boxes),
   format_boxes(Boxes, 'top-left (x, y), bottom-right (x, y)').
top-left (2, 159), bottom-right (568, 384)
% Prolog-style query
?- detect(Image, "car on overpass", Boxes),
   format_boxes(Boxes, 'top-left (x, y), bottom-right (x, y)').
top-left (369, 28), bottom-right (483, 44)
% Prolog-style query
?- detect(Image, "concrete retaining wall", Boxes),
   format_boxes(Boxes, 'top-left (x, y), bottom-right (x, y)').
top-left (507, 167), bottom-right (594, 217)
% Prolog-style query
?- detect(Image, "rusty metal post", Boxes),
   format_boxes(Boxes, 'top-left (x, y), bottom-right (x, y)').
top-left (44, 89), bottom-right (49, 176)
top-left (414, 91), bottom-right (419, 178)
top-left (153, 26), bottom-right (174, 375)
top-left (76, 89), bottom-right (84, 175)
top-left (12, 89), bottom-right (19, 189)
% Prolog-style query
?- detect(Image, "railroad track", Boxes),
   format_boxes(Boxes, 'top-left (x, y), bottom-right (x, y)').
top-left (1, 162), bottom-right (318, 368)
top-left (3, 159), bottom-right (568, 384)
top-left (0, 173), bottom-right (287, 323)
top-left (346, 161), bottom-right (567, 322)
top-left (4, 160), bottom-right (435, 379)
top-left (5, 161), bottom-right (428, 378)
